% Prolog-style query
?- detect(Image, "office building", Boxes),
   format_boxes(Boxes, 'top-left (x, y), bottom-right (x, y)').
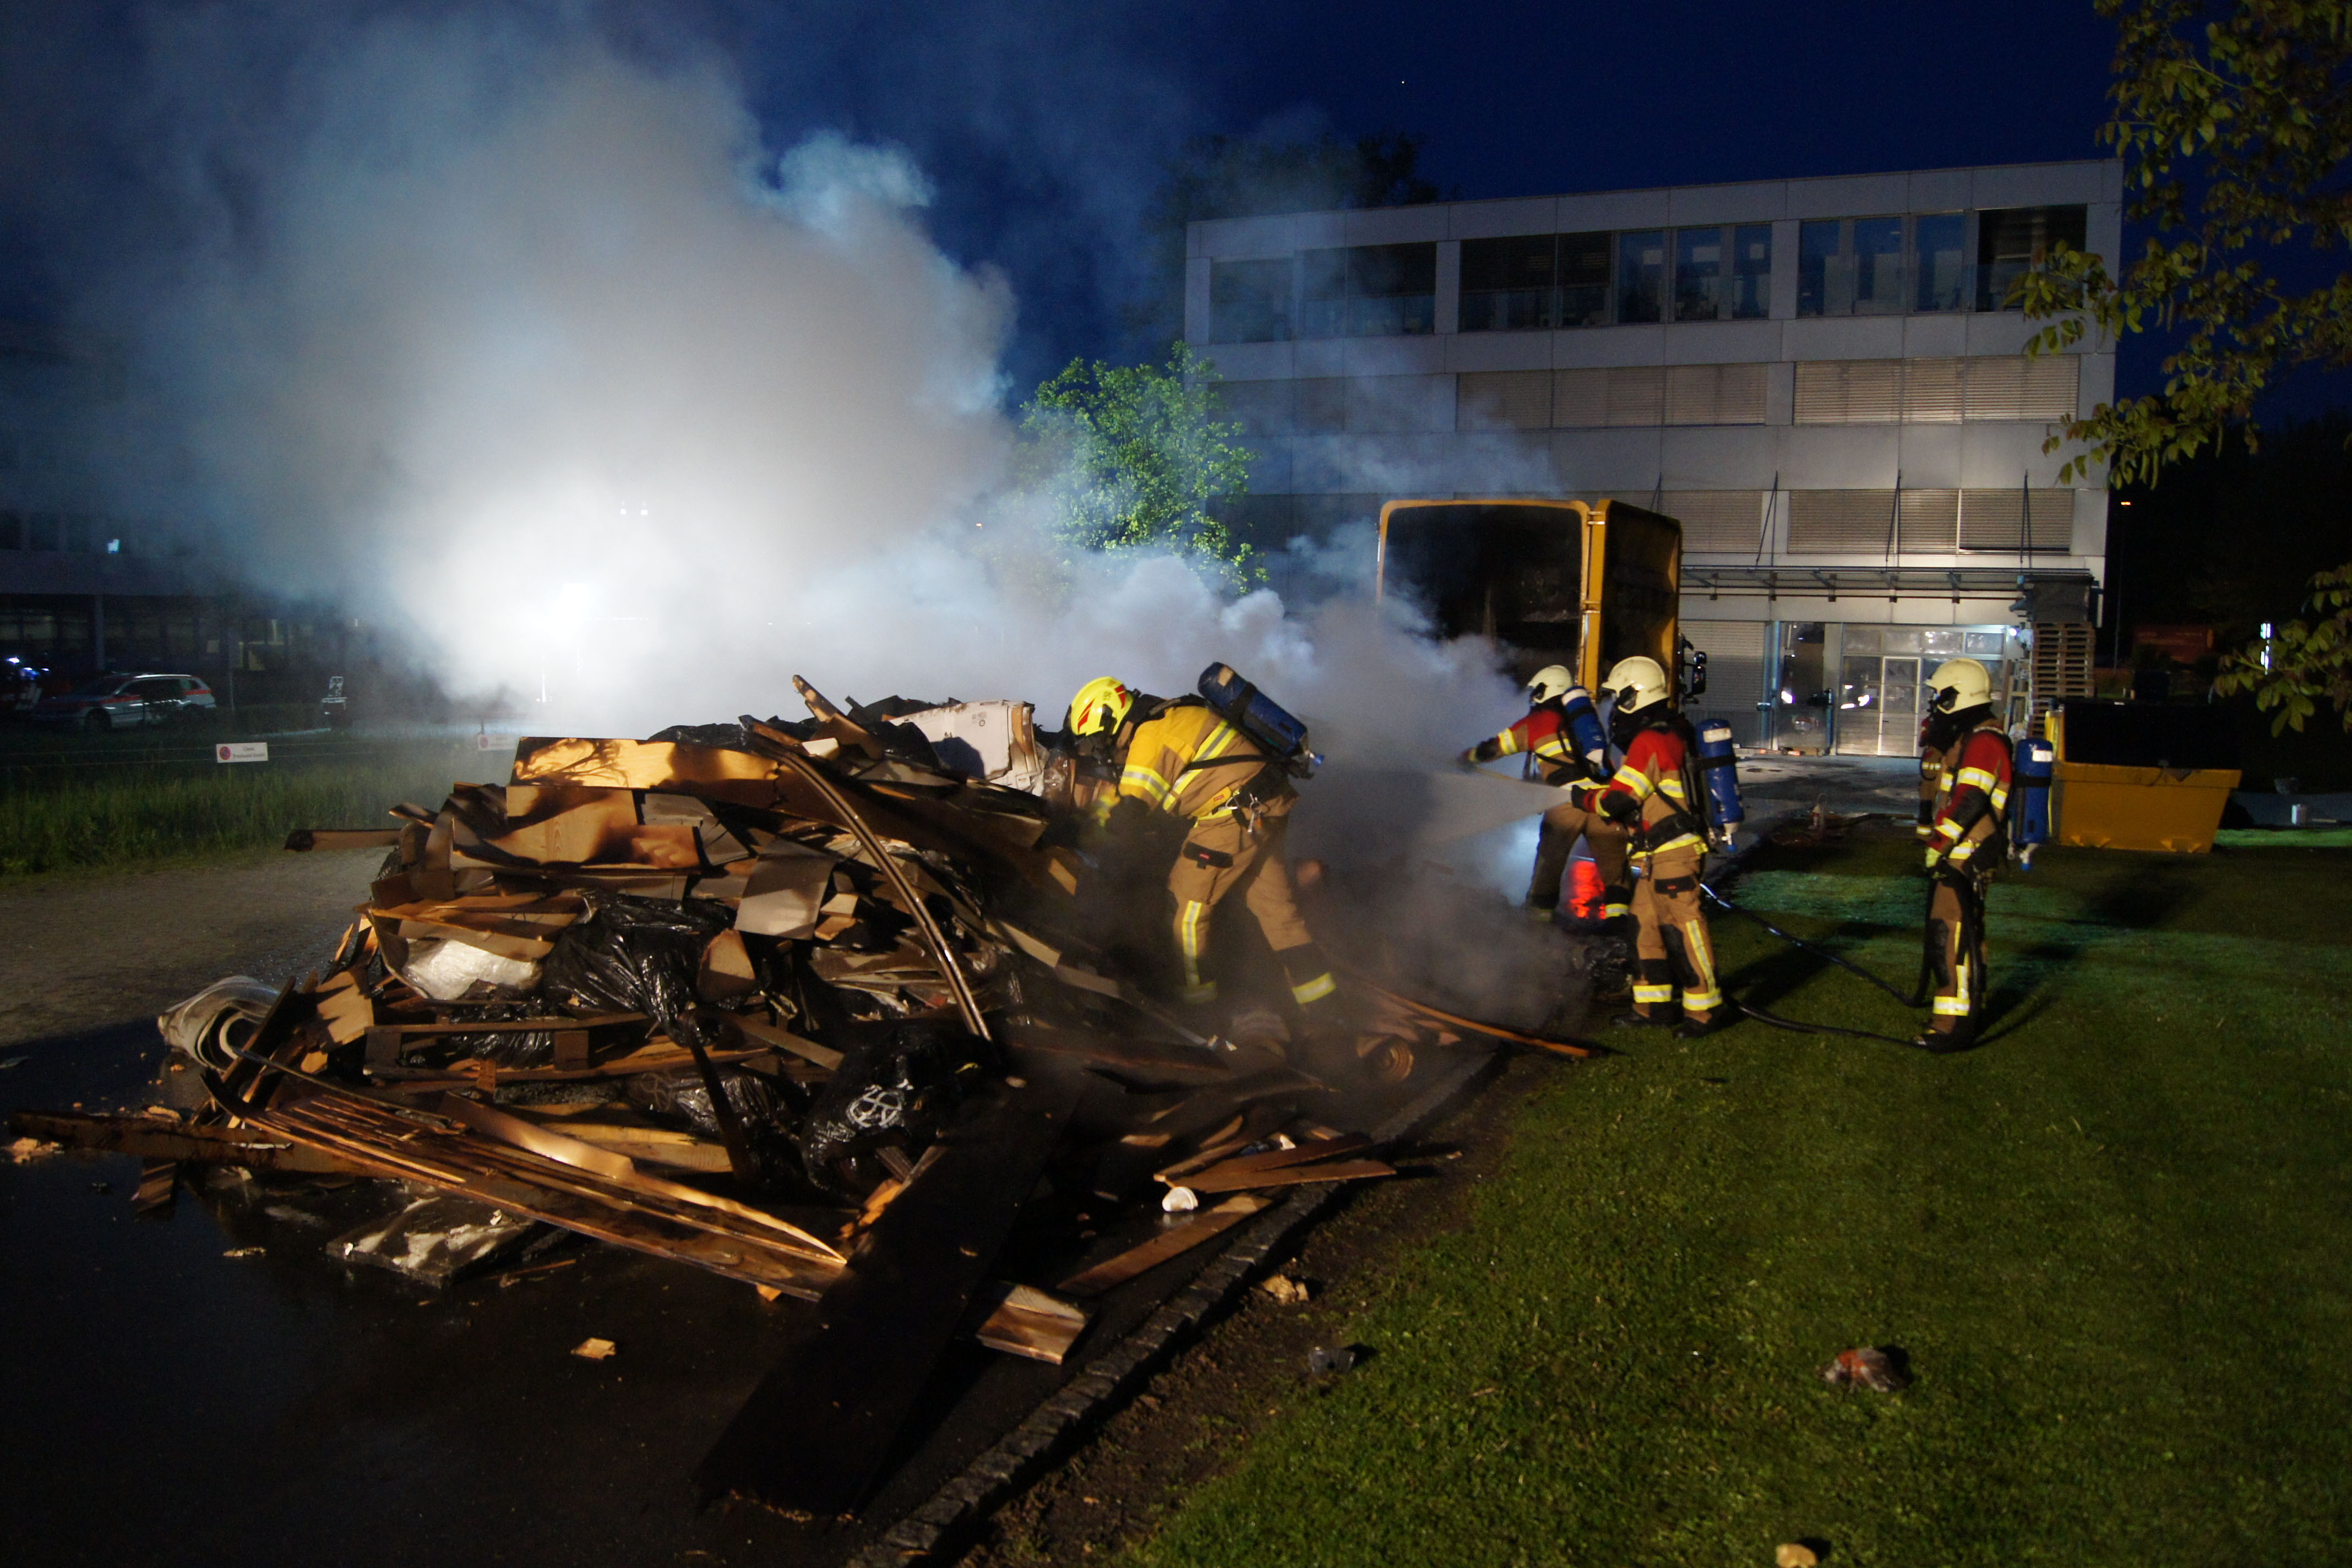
top-left (1184, 160), bottom-right (2120, 752)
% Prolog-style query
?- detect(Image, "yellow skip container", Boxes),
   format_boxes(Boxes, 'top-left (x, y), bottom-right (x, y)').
top-left (2045, 707), bottom-right (2240, 853)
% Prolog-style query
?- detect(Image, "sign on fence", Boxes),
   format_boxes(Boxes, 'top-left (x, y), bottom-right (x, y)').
top-left (215, 742), bottom-right (270, 764)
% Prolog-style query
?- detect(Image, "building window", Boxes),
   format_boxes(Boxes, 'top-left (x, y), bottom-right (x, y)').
top-left (1210, 259), bottom-right (1293, 343)
top-left (1673, 228), bottom-right (1723, 322)
top-left (1560, 231), bottom-right (1613, 326)
top-left (1794, 356), bottom-right (2079, 424)
top-left (1617, 231), bottom-right (1667, 323)
top-left (1457, 231), bottom-right (1620, 331)
top-left (1853, 217), bottom-right (1905, 314)
top-left (1455, 369), bottom-right (1553, 429)
top-left (26, 513), bottom-right (58, 551)
top-left (1784, 488), bottom-right (2074, 554)
top-left (1215, 379), bottom-right (1294, 435)
top-left (0, 511), bottom-right (19, 550)
top-left (1299, 243), bottom-right (1436, 338)
top-left (1798, 220), bottom-right (1841, 317)
top-left (1540, 363), bottom-right (1767, 429)
top-left (1978, 204), bottom-right (2088, 311)
top-left (1658, 491), bottom-right (1767, 552)
top-left (1730, 225), bottom-right (1772, 318)
top-left (1460, 235), bottom-right (1558, 331)
top-left (1914, 213), bottom-right (1967, 312)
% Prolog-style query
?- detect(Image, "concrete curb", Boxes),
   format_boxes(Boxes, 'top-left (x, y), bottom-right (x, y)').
top-left (852, 1046), bottom-right (1505, 1566)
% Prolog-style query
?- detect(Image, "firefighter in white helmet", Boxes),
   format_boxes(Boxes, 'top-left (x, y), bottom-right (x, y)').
top-left (1913, 657), bottom-right (2013, 1052)
top-left (1592, 655), bottom-right (1728, 1037)
top-left (1457, 664), bottom-right (1629, 924)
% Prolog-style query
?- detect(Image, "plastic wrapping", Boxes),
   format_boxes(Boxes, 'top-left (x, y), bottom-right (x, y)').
top-left (625, 1066), bottom-right (782, 1139)
top-left (541, 895), bottom-right (733, 1044)
top-left (793, 1018), bottom-right (992, 1195)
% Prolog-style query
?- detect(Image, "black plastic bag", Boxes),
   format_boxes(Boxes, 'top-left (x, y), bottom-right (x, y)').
top-left (625, 1066), bottom-right (782, 1139)
top-left (541, 895), bottom-right (733, 1045)
top-left (794, 1018), bottom-right (993, 1196)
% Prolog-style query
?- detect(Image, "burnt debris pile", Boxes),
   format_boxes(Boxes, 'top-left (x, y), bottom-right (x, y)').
top-left (12, 676), bottom-right (1540, 1517)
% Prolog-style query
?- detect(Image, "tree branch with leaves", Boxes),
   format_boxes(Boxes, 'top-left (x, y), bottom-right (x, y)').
top-left (2022, 0), bottom-right (2352, 728)
top-left (1016, 342), bottom-right (1260, 585)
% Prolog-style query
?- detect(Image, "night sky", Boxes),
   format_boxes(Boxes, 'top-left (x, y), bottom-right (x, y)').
top-left (0, 1), bottom-right (2339, 416)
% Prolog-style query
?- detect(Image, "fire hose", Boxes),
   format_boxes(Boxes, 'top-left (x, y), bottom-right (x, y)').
top-left (1697, 879), bottom-right (1938, 1046)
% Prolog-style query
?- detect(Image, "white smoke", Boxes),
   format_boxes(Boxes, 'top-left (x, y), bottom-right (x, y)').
top-left (84, 16), bottom-right (1532, 773)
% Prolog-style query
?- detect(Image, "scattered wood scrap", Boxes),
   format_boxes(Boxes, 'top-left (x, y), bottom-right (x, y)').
top-left (18, 682), bottom-right (1550, 1522)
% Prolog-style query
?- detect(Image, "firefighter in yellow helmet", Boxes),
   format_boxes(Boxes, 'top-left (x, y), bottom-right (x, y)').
top-left (1592, 655), bottom-right (1728, 1037)
top-left (1067, 676), bottom-right (1335, 1015)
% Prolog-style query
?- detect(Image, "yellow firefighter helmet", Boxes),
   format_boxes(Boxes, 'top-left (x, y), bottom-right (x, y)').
top-left (1600, 655), bottom-right (1670, 715)
top-left (1068, 676), bottom-right (1136, 738)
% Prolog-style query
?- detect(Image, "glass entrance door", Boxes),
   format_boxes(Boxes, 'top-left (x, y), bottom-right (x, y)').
top-left (1834, 653), bottom-right (1926, 755)
top-left (1766, 622), bottom-right (1830, 753)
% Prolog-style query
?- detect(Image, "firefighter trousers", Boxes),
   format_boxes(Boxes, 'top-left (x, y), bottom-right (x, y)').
top-left (1631, 850), bottom-right (1722, 1021)
top-left (1167, 813), bottom-right (1331, 1008)
top-left (1928, 871), bottom-right (1990, 1034)
top-left (1529, 799), bottom-right (1631, 919)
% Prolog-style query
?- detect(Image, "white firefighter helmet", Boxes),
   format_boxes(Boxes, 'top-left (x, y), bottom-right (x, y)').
top-left (1526, 665), bottom-right (1577, 705)
top-left (1928, 658), bottom-right (1993, 714)
top-left (1601, 655), bottom-right (1670, 715)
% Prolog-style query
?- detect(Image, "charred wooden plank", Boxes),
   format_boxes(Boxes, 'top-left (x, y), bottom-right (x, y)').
top-left (1179, 1157), bottom-right (1395, 1195)
top-left (1055, 1195), bottom-right (1271, 1297)
top-left (7, 1110), bottom-right (368, 1175)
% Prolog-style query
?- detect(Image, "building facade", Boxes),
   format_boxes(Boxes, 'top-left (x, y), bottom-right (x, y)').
top-left (1184, 160), bottom-right (2121, 753)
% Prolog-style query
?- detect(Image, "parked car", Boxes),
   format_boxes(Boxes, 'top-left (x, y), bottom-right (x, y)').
top-left (29, 672), bottom-right (216, 730)
top-left (3, 657), bottom-right (58, 714)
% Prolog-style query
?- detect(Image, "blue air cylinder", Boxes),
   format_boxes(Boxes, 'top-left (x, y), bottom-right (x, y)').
top-left (2012, 737), bottom-right (2055, 865)
top-left (1560, 686), bottom-right (1610, 779)
top-left (1695, 720), bottom-right (1745, 833)
top-left (1199, 663), bottom-right (1321, 778)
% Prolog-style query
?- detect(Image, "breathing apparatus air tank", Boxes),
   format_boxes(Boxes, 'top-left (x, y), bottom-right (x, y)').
top-left (1198, 663), bottom-right (1321, 778)
top-left (1695, 720), bottom-right (1745, 835)
top-left (2012, 736), bottom-right (2055, 868)
top-left (1560, 685), bottom-right (1610, 779)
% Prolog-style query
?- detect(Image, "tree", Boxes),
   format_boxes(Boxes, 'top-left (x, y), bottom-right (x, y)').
top-left (2020, 0), bottom-right (2352, 728)
top-left (2213, 565), bottom-right (2352, 730)
top-left (1017, 342), bottom-right (1259, 583)
top-left (1125, 130), bottom-right (1445, 351)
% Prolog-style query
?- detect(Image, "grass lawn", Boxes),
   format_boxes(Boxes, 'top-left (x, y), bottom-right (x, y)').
top-left (1125, 827), bottom-right (2352, 1566)
top-left (0, 736), bottom-right (500, 879)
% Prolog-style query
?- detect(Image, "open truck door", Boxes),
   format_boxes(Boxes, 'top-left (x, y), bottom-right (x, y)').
top-left (1374, 498), bottom-right (1684, 695)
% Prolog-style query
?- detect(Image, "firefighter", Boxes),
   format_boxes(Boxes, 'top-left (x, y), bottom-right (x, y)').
top-left (1914, 657), bottom-right (2012, 1052)
top-left (1457, 665), bottom-right (1630, 924)
top-left (1067, 677), bottom-right (1336, 1016)
top-left (1592, 655), bottom-right (1727, 1037)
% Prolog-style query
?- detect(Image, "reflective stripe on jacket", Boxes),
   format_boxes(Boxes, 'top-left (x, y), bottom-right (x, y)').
top-left (1473, 706), bottom-right (1583, 782)
top-left (1115, 704), bottom-right (1290, 822)
top-left (1601, 725), bottom-right (1705, 861)
top-left (1929, 723), bottom-right (2013, 865)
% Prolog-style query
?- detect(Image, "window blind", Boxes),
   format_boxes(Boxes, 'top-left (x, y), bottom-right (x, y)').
top-left (1788, 490), bottom-right (1899, 551)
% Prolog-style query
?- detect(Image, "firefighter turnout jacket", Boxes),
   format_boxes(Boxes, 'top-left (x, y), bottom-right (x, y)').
top-left (1466, 705), bottom-right (1599, 786)
top-left (1596, 720), bottom-right (1707, 863)
top-left (1913, 714), bottom-right (2014, 1038)
top-left (1597, 715), bottom-right (1722, 1021)
top-left (1094, 701), bottom-right (1331, 1010)
top-left (1919, 718), bottom-right (2013, 872)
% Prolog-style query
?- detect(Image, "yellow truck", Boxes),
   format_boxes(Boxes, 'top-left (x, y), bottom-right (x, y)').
top-left (1373, 497), bottom-right (1687, 693)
